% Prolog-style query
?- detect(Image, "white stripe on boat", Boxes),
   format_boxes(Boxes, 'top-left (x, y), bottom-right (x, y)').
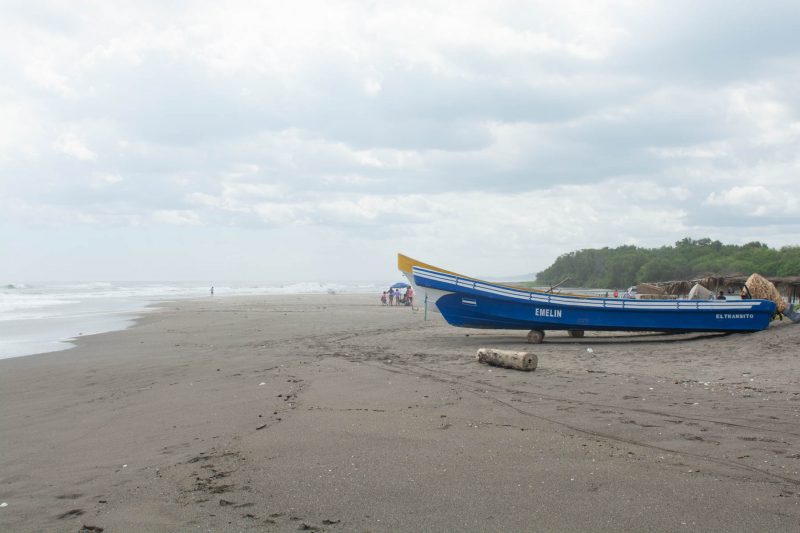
top-left (413, 266), bottom-right (765, 312)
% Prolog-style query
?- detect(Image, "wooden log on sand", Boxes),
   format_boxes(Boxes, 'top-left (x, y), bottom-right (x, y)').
top-left (477, 348), bottom-right (538, 371)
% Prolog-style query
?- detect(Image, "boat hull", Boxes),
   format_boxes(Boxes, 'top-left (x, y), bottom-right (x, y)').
top-left (402, 258), bottom-right (776, 334)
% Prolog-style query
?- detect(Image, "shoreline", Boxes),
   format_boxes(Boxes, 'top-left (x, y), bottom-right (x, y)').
top-left (0, 305), bottom-right (153, 361)
top-left (0, 283), bottom-right (386, 360)
top-left (1, 294), bottom-right (799, 531)
top-left (1, 289), bottom-right (378, 361)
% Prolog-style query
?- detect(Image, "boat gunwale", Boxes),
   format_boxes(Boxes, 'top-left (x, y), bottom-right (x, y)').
top-left (398, 253), bottom-right (594, 298)
top-left (402, 255), bottom-right (775, 313)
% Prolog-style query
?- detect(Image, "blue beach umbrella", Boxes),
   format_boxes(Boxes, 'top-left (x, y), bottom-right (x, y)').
top-left (390, 282), bottom-right (410, 289)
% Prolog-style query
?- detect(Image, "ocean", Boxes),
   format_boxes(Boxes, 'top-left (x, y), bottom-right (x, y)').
top-left (0, 281), bottom-right (384, 360)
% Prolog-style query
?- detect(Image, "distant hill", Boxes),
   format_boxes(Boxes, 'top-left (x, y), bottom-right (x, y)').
top-left (535, 238), bottom-right (800, 289)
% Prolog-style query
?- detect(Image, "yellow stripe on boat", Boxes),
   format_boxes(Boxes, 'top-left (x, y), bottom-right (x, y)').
top-left (397, 253), bottom-right (463, 279)
top-left (398, 253), bottom-right (560, 296)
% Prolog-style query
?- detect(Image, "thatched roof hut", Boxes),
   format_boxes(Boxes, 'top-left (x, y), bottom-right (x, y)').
top-left (655, 275), bottom-right (800, 302)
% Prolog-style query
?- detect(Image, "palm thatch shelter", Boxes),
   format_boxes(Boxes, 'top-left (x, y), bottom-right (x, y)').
top-left (656, 275), bottom-right (800, 303)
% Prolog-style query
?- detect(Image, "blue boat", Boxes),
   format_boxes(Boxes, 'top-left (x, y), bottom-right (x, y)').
top-left (398, 254), bottom-right (776, 342)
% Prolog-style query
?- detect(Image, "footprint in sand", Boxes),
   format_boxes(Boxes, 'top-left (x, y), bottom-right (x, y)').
top-left (56, 508), bottom-right (84, 519)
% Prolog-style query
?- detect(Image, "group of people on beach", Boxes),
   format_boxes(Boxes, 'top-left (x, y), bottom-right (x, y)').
top-left (382, 286), bottom-right (414, 306)
top-left (600, 289), bottom-right (628, 298)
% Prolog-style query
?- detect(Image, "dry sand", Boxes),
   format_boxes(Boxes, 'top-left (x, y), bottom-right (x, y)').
top-left (1, 294), bottom-right (799, 532)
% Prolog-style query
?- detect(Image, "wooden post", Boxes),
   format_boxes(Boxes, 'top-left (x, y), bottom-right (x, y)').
top-left (477, 348), bottom-right (538, 371)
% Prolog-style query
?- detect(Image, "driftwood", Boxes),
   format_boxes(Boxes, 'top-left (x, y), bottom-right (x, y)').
top-left (477, 348), bottom-right (538, 371)
top-left (746, 273), bottom-right (787, 313)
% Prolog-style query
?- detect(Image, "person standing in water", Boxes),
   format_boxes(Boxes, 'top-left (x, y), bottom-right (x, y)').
top-left (211, 285), bottom-right (214, 296)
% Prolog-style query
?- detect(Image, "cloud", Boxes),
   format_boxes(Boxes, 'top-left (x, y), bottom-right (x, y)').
top-left (24, 58), bottom-right (75, 97)
top-left (151, 209), bottom-right (201, 226)
top-left (90, 172), bottom-right (123, 188)
top-left (1, 1), bottom-right (799, 280)
top-left (705, 186), bottom-right (799, 216)
top-left (52, 132), bottom-right (97, 161)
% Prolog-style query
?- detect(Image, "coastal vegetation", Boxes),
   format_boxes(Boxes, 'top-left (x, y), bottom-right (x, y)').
top-left (535, 238), bottom-right (800, 289)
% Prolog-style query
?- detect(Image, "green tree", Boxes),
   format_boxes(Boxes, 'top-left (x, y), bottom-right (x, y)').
top-left (535, 238), bottom-right (800, 288)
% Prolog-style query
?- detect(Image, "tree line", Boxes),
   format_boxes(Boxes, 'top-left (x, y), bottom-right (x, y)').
top-left (535, 238), bottom-right (800, 289)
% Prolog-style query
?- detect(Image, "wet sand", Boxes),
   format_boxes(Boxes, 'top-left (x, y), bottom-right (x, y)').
top-left (1, 294), bottom-right (799, 532)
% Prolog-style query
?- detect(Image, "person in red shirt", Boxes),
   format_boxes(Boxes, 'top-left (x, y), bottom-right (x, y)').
top-left (405, 286), bottom-right (414, 306)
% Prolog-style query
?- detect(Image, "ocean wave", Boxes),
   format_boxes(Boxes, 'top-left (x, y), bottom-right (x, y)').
top-left (3, 283), bottom-right (30, 290)
top-left (0, 281), bottom-right (385, 320)
top-left (51, 282), bottom-right (115, 290)
top-left (226, 282), bottom-right (348, 295)
top-left (0, 296), bottom-right (80, 320)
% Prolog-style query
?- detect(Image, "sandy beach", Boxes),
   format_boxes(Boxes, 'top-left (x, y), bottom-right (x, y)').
top-left (1, 294), bottom-right (799, 532)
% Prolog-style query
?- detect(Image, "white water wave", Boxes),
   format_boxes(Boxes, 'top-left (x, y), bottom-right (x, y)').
top-left (0, 296), bottom-right (81, 320)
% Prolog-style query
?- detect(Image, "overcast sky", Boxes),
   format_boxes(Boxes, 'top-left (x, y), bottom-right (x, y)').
top-left (1, 0), bottom-right (799, 282)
